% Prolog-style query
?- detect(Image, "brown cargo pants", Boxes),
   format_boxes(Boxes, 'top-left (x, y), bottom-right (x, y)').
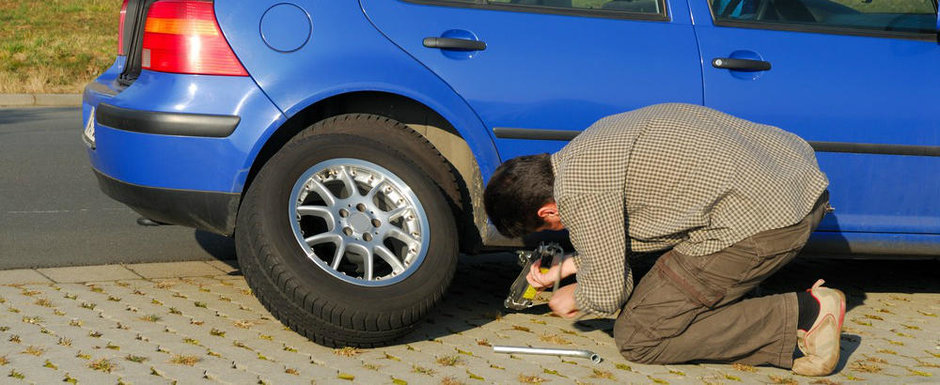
top-left (613, 191), bottom-right (829, 368)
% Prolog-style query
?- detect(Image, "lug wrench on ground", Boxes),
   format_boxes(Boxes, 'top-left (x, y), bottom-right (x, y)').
top-left (492, 345), bottom-right (603, 364)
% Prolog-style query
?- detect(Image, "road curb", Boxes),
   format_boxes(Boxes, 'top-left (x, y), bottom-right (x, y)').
top-left (0, 93), bottom-right (82, 107)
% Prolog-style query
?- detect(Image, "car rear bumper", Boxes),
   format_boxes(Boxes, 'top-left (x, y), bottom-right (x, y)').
top-left (82, 60), bottom-right (286, 234)
top-left (94, 169), bottom-right (239, 235)
top-left (82, 65), bottom-right (285, 192)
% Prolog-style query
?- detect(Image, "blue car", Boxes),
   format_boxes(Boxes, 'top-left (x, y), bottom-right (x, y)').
top-left (83, 0), bottom-right (940, 346)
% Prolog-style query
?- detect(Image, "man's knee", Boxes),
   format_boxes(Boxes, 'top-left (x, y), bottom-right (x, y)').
top-left (618, 339), bottom-right (663, 364)
top-left (614, 327), bottom-right (663, 364)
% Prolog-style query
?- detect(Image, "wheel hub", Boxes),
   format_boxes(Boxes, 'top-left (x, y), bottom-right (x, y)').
top-left (347, 211), bottom-right (373, 235)
top-left (288, 158), bottom-right (430, 287)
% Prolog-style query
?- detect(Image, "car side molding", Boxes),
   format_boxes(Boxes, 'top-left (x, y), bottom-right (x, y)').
top-left (493, 127), bottom-right (940, 157)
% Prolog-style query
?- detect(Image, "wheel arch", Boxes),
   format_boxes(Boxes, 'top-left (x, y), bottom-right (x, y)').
top-left (242, 90), bottom-right (493, 253)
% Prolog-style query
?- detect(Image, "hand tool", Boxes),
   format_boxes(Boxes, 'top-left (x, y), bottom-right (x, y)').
top-left (492, 345), bottom-right (602, 364)
top-left (504, 242), bottom-right (564, 310)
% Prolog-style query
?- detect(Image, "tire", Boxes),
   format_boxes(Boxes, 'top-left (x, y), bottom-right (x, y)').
top-left (235, 121), bottom-right (458, 347)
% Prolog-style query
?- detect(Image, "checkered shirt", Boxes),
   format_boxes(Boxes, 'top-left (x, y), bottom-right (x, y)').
top-left (551, 103), bottom-right (829, 315)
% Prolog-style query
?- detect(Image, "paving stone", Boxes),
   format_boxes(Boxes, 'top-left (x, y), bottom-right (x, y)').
top-left (204, 259), bottom-right (240, 275)
top-left (0, 258), bottom-right (937, 384)
top-left (37, 265), bottom-right (140, 283)
top-left (125, 262), bottom-right (230, 279)
top-left (0, 269), bottom-right (53, 285)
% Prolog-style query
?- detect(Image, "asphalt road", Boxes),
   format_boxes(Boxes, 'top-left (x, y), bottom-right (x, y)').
top-left (0, 107), bottom-right (235, 269)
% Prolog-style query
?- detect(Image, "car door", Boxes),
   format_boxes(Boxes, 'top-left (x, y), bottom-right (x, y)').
top-left (359, 0), bottom-right (703, 160)
top-left (689, 0), bottom-right (940, 243)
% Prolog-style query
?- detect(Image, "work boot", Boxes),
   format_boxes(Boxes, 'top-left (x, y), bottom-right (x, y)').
top-left (792, 279), bottom-right (845, 376)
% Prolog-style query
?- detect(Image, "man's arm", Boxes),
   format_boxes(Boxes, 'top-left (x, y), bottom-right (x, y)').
top-left (559, 191), bottom-right (633, 316)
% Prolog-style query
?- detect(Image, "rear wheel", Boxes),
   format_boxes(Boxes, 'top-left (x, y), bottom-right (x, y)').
top-left (235, 120), bottom-right (458, 347)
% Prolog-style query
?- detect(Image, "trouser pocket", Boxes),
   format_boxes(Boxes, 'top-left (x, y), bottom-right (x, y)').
top-left (659, 250), bottom-right (726, 308)
top-left (616, 251), bottom-right (725, 346)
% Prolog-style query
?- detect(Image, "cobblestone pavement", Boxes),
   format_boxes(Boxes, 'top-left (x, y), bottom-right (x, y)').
top-left (0, 255), bottom-right (936, 385)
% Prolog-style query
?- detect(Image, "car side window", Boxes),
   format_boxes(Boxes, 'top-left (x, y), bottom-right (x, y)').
top-left (711, 0), bottom-right (938, 34)
top-left (487, 0), bottom-right (662, 14)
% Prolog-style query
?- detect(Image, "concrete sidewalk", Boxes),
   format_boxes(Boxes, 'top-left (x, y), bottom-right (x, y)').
top-left (0, 94), bottom-right (81, 108)
top-left (0, 257), bottom-right (937, 384)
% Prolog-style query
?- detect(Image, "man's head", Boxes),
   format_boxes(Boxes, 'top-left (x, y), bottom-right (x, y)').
top-left (484, 153), bottom-right (561, 238)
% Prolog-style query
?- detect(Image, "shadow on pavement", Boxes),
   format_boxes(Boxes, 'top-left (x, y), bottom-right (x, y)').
top-left (400, 252), bottom-right (939, 350)
top-left (193, 230), bottom-right (237, 261)
top-left (836, 333), bottom-right (863, 373)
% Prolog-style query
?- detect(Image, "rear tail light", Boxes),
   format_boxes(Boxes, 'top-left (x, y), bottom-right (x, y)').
top-left (141, 0), bottom-right (248, 76)
top-left (117, 0), bottom-right (129, 54)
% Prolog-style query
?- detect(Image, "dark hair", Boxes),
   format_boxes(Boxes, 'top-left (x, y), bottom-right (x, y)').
top-left (484, 154), bottom-right (555, 238)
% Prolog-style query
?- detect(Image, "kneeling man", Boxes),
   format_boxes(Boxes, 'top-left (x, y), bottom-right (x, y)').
top-left (484, 103), bottom-right (844, 376)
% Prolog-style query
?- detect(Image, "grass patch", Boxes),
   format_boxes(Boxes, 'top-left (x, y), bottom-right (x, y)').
top-left (849, 360), bottom-right (883, 373)
top-left (810, 379), bottom-right (842, 385)
top-left (518, 374), bottom-right (547, 384)
top-left (333, 347), bottom-right (361, 357)
top-left (732, 363), bottom-right (758, 372)
top-left (615, 363), bottom-right (633, 371)
top-left (413, 365), bottom-right (435, 375)
top-left (768, 375), bottom-right (798, 385)
top-left (436, 355), bottom-right (461, 366)
top-left (0, 2), bottom-right (118, 95)
top-left (88, 358), bottom-right (115, 372)
top-left (22, 345), bottom-right (44, 356)
top-left (34, 298), bottom-right (53, 307)
top-left (169, 354), bottom-right (200, 366)
top-left (538, 333), bottom-right (572, 345)
top-left (8, 369), bottom-right (24, 379)
top-left (590, 368), bottom-right (615, 379)
top-left (125, 354), bottom-right (147, 363)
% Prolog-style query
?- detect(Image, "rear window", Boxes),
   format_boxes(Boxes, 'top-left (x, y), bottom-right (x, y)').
top-left (711, 0), bottom-right (938, 34)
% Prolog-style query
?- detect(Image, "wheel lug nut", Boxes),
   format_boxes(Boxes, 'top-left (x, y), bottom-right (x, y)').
top-left (356, 203), bottom-right (367, 212)
top-left (339, 209), bottom-right (349, 218)
top-left (343, 227), bottom-right (353, 236)
top-left (372, 219), bottom-right (381, 227)
top-left (363, 233), bottom-right (373, 241)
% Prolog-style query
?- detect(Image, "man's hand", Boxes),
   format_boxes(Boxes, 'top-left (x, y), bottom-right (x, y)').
top-left (526, 259), bottom-right (558, 289)
top-left (526, 256), bottom-right (578, 290)
top-left (549, 283), bottom-right (579, 318)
